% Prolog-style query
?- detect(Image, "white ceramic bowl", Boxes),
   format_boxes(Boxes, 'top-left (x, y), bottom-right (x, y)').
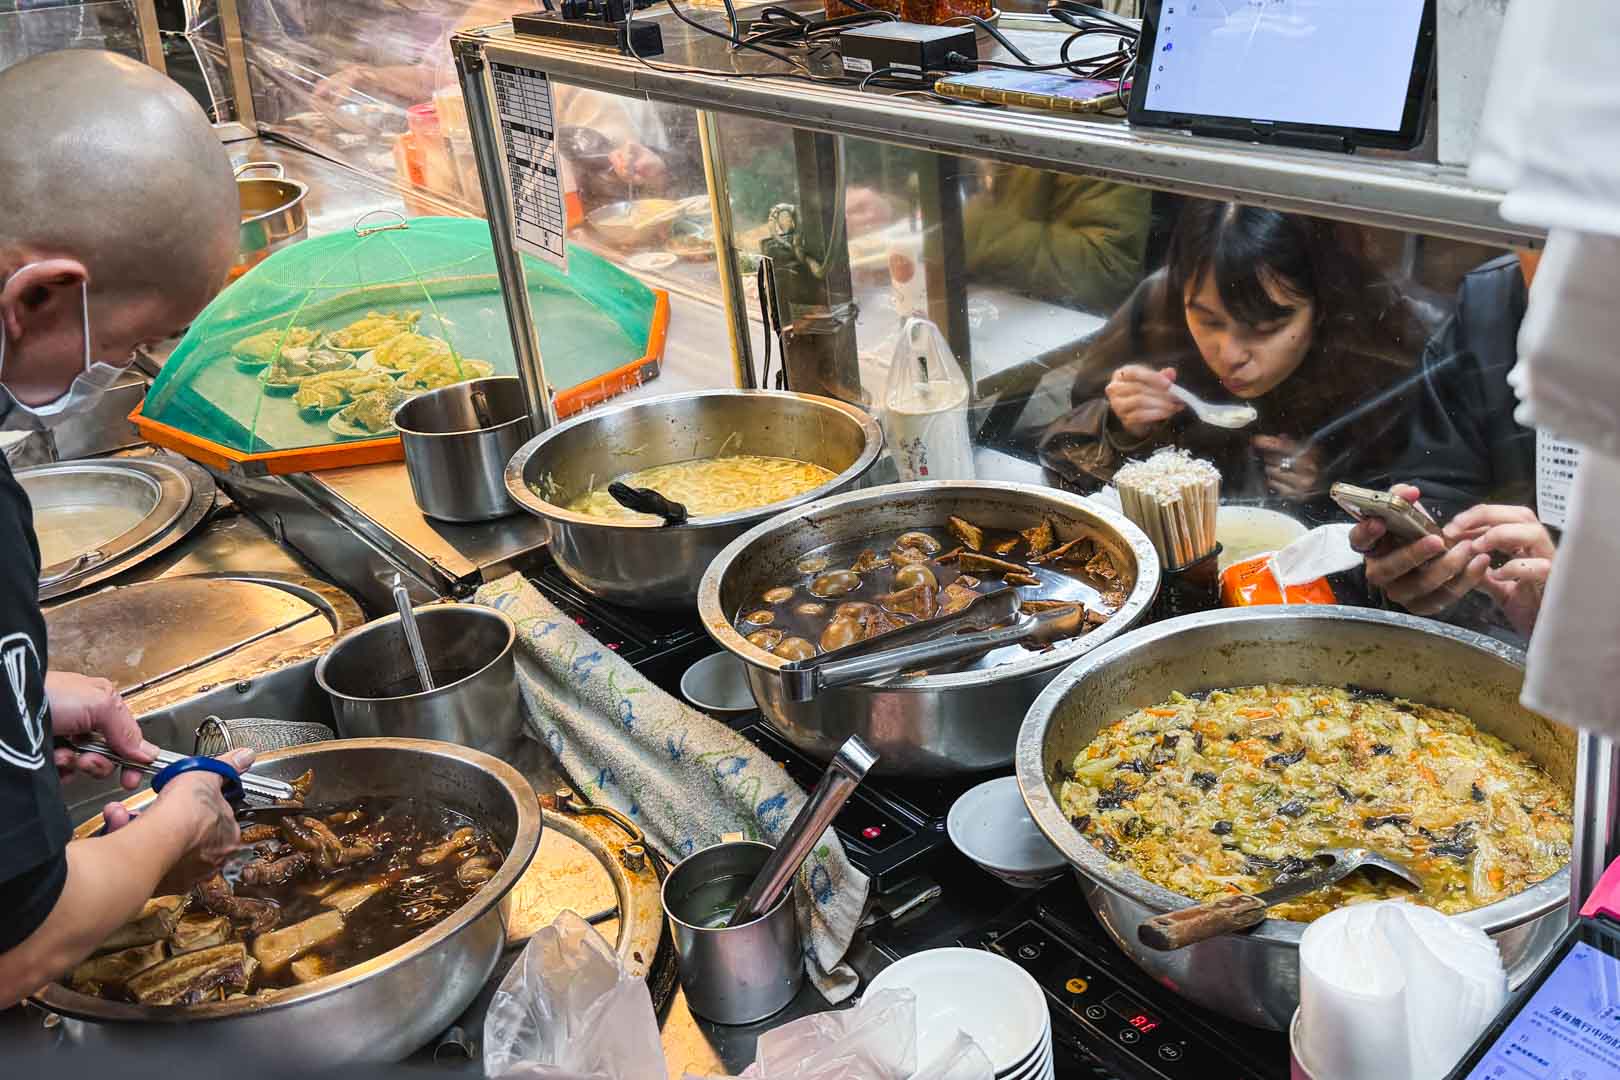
top-left (866, 948), bottom-right (1050, 1073)
top-left (1216, 504), bottom-right (1309, 571)
top-left (947, 776), bottom-right (1066, 888)
top-left (680, 651), bottom-right (758, 715)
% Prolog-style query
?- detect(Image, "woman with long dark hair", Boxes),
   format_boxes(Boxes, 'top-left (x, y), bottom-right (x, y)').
top-left (1040, 202), bottom-right (1434, 521)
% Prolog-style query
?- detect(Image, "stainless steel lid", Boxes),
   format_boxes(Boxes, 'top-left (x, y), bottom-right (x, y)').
top-left (22, 457), bottom-right (215, 601)
top-left (45, 572), bottom-right (361, 698)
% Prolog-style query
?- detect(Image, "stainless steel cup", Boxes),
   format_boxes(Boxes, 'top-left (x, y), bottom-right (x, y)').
top-left (315, 605), bottom-right (520, 755)
top-left (662, 841), bottom-right (804, 1025)
top-left (394, 377), bottom-right (533, 523)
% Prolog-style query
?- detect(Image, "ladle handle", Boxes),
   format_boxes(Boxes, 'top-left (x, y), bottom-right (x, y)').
top-left (392, 583), bottom-right (436, 692)
top-left (469, 387), bottom-right (496, 430)
top-left (1139, 894), bottom-right (1269, 951)
top-left (608, 482), bottom-right (688, 525)
top-left (726, 736), bottom-right (878, 927)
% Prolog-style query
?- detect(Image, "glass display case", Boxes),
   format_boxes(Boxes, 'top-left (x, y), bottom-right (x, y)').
top-left (445, 3), bottom-right (1560, 650)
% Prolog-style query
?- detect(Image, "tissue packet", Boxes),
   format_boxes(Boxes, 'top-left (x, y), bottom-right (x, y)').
top-left (1220, 555), bottom-right (1335, 607)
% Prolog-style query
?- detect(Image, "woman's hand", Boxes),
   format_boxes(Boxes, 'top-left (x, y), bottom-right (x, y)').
top-left (1252, 435), bottom-right (1322, 502)
top-left (46, 672), bottom-right (156, 789)
top-left (1105, 365), bottom-right (1183, 438)
top-left (127, 748), bottom-right (257, 894)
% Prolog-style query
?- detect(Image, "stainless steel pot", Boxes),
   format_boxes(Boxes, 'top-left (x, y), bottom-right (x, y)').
top-left (233, 162), bottom-right (308, 279)
top-left (35, 737), bottom-right (542, 1065)
top-left (505, 389), bottom-right (884, 610)
top-left (1016, 606), bottom-right (1577, 1030)
top-left (698, 481), bottom-right (1160, 776)
top-left (395, 376), bottom-right (533, 522)
top-left (316, 604), bottom-right (520, 755)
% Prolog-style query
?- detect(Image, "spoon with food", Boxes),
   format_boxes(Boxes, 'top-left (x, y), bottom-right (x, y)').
top-left (1168, 382), bottom-right (1259, 429)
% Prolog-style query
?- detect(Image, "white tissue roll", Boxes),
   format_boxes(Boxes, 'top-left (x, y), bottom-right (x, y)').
top-left (1297, 901), bottom-right (1506, 1080)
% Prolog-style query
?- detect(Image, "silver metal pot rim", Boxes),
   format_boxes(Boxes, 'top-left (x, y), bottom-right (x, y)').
top-left (1015, 605), bottom-right (1571, 946)
top-left (391, 376), bottom-right (528, 439)
top-left (237, 176), bottom-right (310, 226)
top-left (502, 389), bottom-right (885, 532)
top-left (34, 737), bottom-right (542, 1024)
top-left (314, 606), bottom-right (516, 704)
top-left (697, 480), bottom-right (1162, 691)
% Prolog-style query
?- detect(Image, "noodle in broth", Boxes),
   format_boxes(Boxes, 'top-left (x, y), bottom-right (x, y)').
top-left (566, 455), bottom-right (836, 522)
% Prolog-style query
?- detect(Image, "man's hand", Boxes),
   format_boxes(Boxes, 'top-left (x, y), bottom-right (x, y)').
top-left (1448, 503), bottom-right (1556, 637)
top-left (47, 672), bottom-right (156, 789)
top-left (1353, 485), bottom-right (1555, 628)
top-left (1253, 435), bottom-right (1322, 502)
top-left (1106, 365), bottom-right (1183, 438)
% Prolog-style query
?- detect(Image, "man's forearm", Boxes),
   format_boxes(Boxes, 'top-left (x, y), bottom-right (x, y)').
top-left (0, 812), bottom-right (188, 1008)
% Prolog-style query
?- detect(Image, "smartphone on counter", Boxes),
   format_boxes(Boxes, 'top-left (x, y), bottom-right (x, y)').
top-left (1330, 482), bottom-right (1442, 544)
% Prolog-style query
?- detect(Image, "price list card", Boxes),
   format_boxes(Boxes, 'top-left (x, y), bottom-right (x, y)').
top-left (491, 62), bottom-right (568, 269)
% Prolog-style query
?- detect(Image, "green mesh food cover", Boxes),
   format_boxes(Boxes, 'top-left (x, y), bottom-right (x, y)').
top-left (141, 216), bottom-right (661, 467)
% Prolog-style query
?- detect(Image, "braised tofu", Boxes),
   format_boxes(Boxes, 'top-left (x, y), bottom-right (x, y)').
top-left (251, 911), bottom-right (345, 975)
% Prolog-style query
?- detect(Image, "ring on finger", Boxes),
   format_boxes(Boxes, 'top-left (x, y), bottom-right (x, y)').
top-left (1278, 457), bottom-right (1294, 472)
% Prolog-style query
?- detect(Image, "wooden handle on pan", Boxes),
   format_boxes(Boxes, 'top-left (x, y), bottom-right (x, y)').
top-left (1138, 894), bottom-right (1270, 951)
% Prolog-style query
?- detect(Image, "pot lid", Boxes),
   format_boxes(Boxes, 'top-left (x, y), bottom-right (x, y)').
top-left (23, 456), bottom-right (215, 602)
top-left (505, 793), bottom-right (671, 995)
top-left (45, 573), bottom-right (350, 698)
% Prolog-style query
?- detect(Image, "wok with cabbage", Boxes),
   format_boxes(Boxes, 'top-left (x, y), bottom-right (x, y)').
top-left (1057, 684), bottom-right (1572, 922)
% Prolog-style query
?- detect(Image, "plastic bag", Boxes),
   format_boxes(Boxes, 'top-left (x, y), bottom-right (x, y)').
top-left (484, 911), bottom-right (665, 1080)
top-left (881, 317), bottom-right (976, 483)
top-left (685, 988), bottom-right (994, 1080)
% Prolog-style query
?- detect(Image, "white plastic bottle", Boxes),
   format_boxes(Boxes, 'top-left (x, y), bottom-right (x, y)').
top-left (880, 316), bottom-right (975, 482)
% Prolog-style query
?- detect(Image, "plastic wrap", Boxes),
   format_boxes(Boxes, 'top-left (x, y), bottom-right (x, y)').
top-left (684, 988), bottom-right (995, 1080)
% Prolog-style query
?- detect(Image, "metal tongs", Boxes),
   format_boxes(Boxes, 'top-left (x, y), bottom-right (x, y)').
top-left (64, 735), bottom-right (296, 808)
top-left (778, 588), bottom-right (1087, 702)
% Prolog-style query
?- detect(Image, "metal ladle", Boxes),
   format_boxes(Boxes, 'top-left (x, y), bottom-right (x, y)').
top-left (1138, 847), bottom-right (1423, 950)
top-left (725, 735), bottom-right (879, 927)
top-left (391, 574), bottom-right (435, 692)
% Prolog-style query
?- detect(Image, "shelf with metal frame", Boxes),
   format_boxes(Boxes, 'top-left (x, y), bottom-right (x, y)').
top-left (453, 7), bottom-right (1539, 250)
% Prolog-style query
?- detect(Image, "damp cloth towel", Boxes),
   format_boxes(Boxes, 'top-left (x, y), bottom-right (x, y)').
top-left (474, 572), bottom-right (870, 1001)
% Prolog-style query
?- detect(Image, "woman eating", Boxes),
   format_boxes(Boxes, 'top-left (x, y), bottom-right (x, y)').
top-left (1039, 202), bottom-right (1434, 523)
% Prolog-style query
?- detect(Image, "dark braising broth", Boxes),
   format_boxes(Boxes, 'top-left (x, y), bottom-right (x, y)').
top-left (238, 798), bottom-right (500, 991)
top-left (68, 777), bottom-right (506, 1006)
top-left (732, 517), bottom-right (1131, 673)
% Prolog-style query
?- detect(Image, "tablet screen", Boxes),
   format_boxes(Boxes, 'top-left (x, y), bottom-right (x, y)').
top-left (1464, 941), bottom-right (1620, 1078)
top-left (1140, 0), bottom-right (1426, 132)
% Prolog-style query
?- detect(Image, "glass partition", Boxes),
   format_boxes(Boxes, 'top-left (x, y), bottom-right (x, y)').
top-left (0, 0), bottom-right (146, 71)
top-left (236, 0), bottom-right (714, 295)
top-left (693, 116), bottom-right (1546, 642)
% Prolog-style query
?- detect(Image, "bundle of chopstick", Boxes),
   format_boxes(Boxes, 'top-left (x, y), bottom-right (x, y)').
top-left (1113, 448), bottom-right (1221, 570)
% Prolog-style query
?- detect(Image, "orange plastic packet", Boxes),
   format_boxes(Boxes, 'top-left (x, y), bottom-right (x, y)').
top-left (1220, 553), bottom-right (1336, 607)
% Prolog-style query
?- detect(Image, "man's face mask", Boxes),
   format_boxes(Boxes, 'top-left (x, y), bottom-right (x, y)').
top-left (0, 265), bottom-right (127, 431)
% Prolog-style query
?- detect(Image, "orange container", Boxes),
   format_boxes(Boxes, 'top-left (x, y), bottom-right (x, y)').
top-left (1219, 553), bottom-right (1336, 608)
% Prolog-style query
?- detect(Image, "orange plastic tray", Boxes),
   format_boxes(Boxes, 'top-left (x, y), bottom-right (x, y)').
top-left (132, 287), bottom-right (671, 476)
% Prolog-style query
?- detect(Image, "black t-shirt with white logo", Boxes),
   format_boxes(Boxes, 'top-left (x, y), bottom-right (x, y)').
top-left (0, 452), bottom-right (67, 953)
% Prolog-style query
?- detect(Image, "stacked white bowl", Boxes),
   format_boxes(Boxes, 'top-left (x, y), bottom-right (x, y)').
top-left (865, 948), bottom-right (1055, 1079)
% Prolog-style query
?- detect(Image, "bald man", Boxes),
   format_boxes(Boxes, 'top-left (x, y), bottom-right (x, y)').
top-left (0, 50), bottom-right (254, 1008)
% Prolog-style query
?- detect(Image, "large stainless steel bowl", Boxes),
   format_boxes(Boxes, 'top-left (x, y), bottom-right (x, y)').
top-left (1016, 607), bottom-right (1576, 1030)
top-left (34, 738), bottom-right (542, 1065)
top-left (699, 481), bottom-right (1160, 776)
top-left (506, 389), bottom-right (884, 610)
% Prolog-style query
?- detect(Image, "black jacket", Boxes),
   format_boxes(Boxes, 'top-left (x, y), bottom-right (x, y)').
top-left (1383, 254), bottom-right (1535, 523)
